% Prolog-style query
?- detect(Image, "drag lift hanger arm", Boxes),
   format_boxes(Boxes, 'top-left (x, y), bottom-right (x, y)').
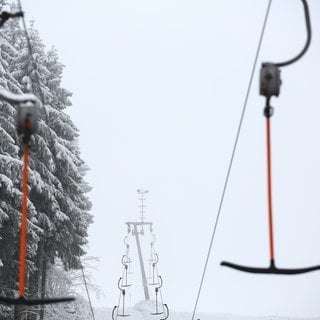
top-left (118, 277), bottom-right (124, 292)
top-left (122, 255), bottom-right (129, 266)
top-left (221, 0), bottom-right (320, 275)
top-left (156, 275), bottom-right (163, 289)
top-left (275, 0), bottom-right (311, 68)
top-left (151, 276), bottom-right (164, 316)
top-left (117, 278), bottom-right (130, 317)
top-left (260, 0), bottom-right (311, 102)
top-left (161, 304), bottom-right (169, 320)
top-left (112, 306), bottom-right (118, 320)
top-left (149, 253), bottom-right (159, 285)
top-left (154, 253), bottom-right (159, 264)
top-left (122, 255), bottom-right (132, 288)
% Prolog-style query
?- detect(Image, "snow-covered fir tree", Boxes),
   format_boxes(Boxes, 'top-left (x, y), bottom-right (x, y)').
top-left (0, 2), bottom-right (92, 319)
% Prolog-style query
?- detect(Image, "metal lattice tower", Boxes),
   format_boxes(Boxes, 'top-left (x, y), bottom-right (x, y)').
top-left (125, 189), bottom-right (152, 300)
top-left (114, 190), bottom-right (169, 320)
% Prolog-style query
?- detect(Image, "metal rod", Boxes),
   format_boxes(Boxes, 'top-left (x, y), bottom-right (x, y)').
top-left (266, 117), bottom-right (275, 262)
top-left (133, 225), bottom-right (149, 300)
top-left (19, 143), bottom-right (29, 297)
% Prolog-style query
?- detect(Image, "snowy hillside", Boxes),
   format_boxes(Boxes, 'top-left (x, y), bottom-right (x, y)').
top-left (94, 301), bottom-right (320, 320)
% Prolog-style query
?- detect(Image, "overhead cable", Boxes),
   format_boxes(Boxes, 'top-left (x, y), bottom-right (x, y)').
top-left (191, 1), bottom-right (273, 319)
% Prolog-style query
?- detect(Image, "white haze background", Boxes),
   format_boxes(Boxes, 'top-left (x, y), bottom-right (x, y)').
top-left (20, 0), bottom-right (320, 317)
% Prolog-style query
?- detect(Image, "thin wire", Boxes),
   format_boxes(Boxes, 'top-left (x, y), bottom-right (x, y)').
top-left (80, 261), bottom-right (96, 320)
top-left (191, 1), bottom-right (273, 319)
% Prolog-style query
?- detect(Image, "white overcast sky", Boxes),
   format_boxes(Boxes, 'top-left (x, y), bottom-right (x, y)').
top-left (18, 0), bottom-right (320, 317)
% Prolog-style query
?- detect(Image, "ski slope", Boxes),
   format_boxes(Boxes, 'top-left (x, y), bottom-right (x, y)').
top-left (94, 301), bottom-right (320, 320)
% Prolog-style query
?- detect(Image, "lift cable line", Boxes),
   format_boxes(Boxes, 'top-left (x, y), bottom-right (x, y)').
top-left (221, 0), bottom-right (320, 275)
top-left (191, 1), bottom-right (273, 319)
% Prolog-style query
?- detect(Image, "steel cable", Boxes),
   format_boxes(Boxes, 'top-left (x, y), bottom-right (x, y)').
top-left (191, 1), bottom-right (273, 319)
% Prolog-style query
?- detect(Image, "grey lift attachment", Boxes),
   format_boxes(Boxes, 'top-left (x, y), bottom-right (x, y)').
top-left (0, 88), bottom-right (39, 144)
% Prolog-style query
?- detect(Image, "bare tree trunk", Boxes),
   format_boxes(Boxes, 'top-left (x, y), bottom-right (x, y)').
top-left (28, 240), bottom-right (44, 320)
top-left (13, 305), bottom-right (27, 320)
top-left (13, 305), bottom-right (19, 320)
top-left (39, 243), bottom-right (47, 320)
top-left (39, 260), bottom-right (47, 320)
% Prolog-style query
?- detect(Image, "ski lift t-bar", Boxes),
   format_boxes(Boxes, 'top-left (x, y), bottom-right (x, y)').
top-left (0, 87), bottom-right (75, 305)
top-left (221, 0), bottom-right (320, 275)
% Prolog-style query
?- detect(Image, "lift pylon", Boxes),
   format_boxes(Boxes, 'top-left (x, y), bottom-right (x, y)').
top-left (113, 190), bottom-right (169, 319)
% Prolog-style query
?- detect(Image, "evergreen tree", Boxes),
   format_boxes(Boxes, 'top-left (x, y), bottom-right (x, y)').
top-left (0, 5), bottom-right (40, 316)
top-left (0, 6), bottom-right (92, 319)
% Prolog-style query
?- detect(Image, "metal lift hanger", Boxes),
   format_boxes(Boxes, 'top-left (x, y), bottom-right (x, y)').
top-left (123, 235), bottom-right (133, 274)
top-left (221, 0), bottom-right (320, 275)
top-left (0, 5), bottom-right (76, 305)
top-left (151, 276), bottom-right (164, 316)
top-left (116, 277), bottom-right (130, 317)
top-left (149, 253), bottom-right (159, 285)
top-left (0, 89), bottom-right (75, 304)
top-left (121, 255), bottom-right (132, 287)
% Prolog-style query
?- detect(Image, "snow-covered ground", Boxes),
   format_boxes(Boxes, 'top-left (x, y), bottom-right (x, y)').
top-left (94, 301), bottom-right (320, 320)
